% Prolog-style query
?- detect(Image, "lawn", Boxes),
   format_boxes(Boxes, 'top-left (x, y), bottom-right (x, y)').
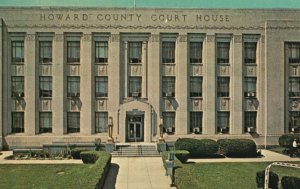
top-left (175, 162), bottom-right (300, 189)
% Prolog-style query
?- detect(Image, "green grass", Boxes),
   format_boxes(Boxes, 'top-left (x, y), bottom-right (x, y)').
top-left (175, 162), bottom-right (300, 189)
top-left (0, 151), bottom-right (111, 189)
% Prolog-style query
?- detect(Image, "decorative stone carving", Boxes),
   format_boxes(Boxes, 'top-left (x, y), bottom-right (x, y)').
top-left (206, 35), bottom-right (215, 43)
top-left (290, 99), bottom-right (300, 111)
top-left (26, 34), bottom-right (35, 41)
top-left (151, 34), bottom-right (160, 42)
top-left (111, 34), bottom-right (120, 42)
top-left (233, 35), bottom-right (242, 43)
top-left (83, 34), bottom-right (92, 42)
top-left (54, 34), bottom-right (64, 42)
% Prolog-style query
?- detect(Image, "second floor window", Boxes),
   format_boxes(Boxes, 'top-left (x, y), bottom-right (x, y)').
top-left (39, 41), bottom-right (52, 63)
top-left (129, 42), bottom-right (142, 63)
top-left (162, 42), bottom-right (175, 63)
top-left (11, 76), bottom-right (24, 98)
top-left (289, 77), bottom-right (300, 97)
top-left (244, 42), bottom-right (257, 64)
top-left (289, 43), bottom-right (300, 63)
top-left (162, 77), bottom-right (175, 97)
top-left (217, 42), bottom-right (230, 63)
top-left (95, 76), bottom-right (108, 97)
top-left (190, 77), bottom-right (203, 97)
top-left (95, 112), bottom-right (108, 133)
top-left (67, 77), bottom-right (80, 97)
top-left (163, 112), bottom-right (175, 133)
top-left (244, 77), bottom-right (257, 97)
top-left (12, 41), bottom-right (24, 63)
top-left (40, 77), bottom-right (52, 98)
top-left (190, 42), bottom-right (202, 63)
top-left (217, 77), bottom-right (230, 97)
top-left (95, 41), bottom-right (108, 63)
top-left (67, 41), bottom-right (80, 63)
top-left (129, 77), bottom-right (142, 97)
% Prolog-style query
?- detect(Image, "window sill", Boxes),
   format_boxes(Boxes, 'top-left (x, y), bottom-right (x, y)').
top-left (190, 97), bottom-right (203, 99)
top-left (40, 97), bottom-right (52, 100)
top-left (244, 63), bottom-right (257, 66)
top-left (217, 63), bottom-right (230, 66)
top-left (11, 62), bottom-right (24, 65)
top-left (39, 62), bottom-right (53, 65)
top-left (67, 62), bottom-right (80, 65)
top-left (190, 63), bottom-right (203, 65)
top-left (218, 97), bottom-right (230, 99)
top-left (96, 97), bottom-right (108, 100)
top-left (95, 62), bottom-right (108, 65)
top-left (162, 63), bottom-right (175, 65)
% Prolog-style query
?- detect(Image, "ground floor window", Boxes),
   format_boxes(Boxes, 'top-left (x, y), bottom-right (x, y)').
top-left (67, 112), bottom-right (80, 133)
top-left (39, 112), bottom-right (52, 133)
top-left (12, 112), bottom-right (24, 133)
top-left (289, 111), bottom-right (300, 133)
top-left (244, 111), bottom-right (257, 132)
top-left (162, 112), bottom-right (175, 133)
top-left (190, 112), bottom-right (202, 133)
top-left (217, 112), bottom-right (230, 133)
top-left (95, 112), bottom-right (108, 133)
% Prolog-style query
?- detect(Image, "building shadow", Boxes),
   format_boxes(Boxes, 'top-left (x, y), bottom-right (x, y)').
top-left (103, 163), bottom-right (120, 189)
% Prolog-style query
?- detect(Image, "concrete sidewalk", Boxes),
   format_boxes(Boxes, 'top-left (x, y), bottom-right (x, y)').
top-left (103, 157), bottom-right (176, 189)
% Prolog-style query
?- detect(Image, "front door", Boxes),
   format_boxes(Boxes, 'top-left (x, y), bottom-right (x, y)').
top-left (127, 116), bottom-right (144, 142)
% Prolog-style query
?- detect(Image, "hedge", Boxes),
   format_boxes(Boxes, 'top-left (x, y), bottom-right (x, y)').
top-left (175, 138), bottom-right (218, 158)
top-left (217, 139), bottom-right (257, 157)
top-left (279, 134), bottom-right (300, 149)
top-left (174, 150), bottom-right (190, 163)
top-left (80, 151), bottom-right (102, 164)
top-left (281, 176), bottom-right (300, 189)
top-left (71, 148), bottom-right (89, 159)
top-left (256, 170), bottom-right (279, 189)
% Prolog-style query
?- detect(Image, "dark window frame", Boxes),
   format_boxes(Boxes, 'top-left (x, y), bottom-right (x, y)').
top-left (189, 42), bottom-right (203, 63)
top-left (95, 76), bottom-right (108, 97)
top-left (39, 41), bottom-right (53, 63)
top-left (39, 112), bottom-right (52, 133)
top-left (12, 112), bottom-right (24, 133)
top-left (40, 76), bottom-right (52, 98)
top-left (67, 112), bottom-right (80, 133)
top-left (95, 41), bottom-right (108, 63)
top-left (162, 42), bottom-right (175, 63)
top-left (67, 41), bottom-right (80, 63)
top-left (95, 112), bottom-right (108, 133)
top-left (11, 41), bottom-right (24, 63)
top-left (67, 76), bottom-right (80, 97)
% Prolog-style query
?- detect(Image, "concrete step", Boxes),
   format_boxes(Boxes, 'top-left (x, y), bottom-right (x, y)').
top-left (112, 145), bottom-right (160, 157)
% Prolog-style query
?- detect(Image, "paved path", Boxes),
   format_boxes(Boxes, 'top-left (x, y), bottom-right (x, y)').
top-left (103, 157), bottom-right (175, 189)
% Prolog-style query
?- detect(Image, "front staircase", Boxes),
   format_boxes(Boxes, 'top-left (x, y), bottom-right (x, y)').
top-left (111, 143), bottom-right (160, 157)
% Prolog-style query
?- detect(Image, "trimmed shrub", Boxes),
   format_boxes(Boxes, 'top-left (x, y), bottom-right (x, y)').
top-left (256, 170), bottom-right (279, 189)
top-left (281, 176), bottom-right (300, 189)
top-left (70, 148), bottom-right (89, 159)
top-left (279, 134), bottom-right (300, 148)
top-left (174, 150), bottom-right (190, 163)
top-left (218, 139), bottom-right (257, 157)
top-left (175, 138), bottom-right (218, 158)
top-left (80, 151), bottom-right (101, 164)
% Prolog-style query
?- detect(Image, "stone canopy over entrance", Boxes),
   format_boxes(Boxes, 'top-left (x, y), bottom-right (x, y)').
top-left (118, 100), bottom-right (155, 143)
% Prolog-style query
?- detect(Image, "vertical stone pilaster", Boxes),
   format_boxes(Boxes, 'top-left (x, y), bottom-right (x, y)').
top-left (124, 41), bottom-right (128, 98)
top-left (142, 41), bottom-right (148, 98)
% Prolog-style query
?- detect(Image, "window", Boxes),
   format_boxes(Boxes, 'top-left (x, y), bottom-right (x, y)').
top-left (40, 77), bottom-right (52, 98)
top-left (163, 112), bottom-right (175, 133)
top-left (67, 41), bottom-right (80, 63)
top-left (162, 42), bottom-right (175, 63)
top-left (217, 112), bottom-right (230, 133)
top-left (217, 77), bottom-right (230, 97)
top-left (67, 77), bottom-right (80, 97)
top-left (190, 42), bottom-right (202, 63)
top-left (162, 77), bottom-right (175, 97)
top-left (244, 77), bottom-right (257, 97)
top-left (129, 77), bottom-right (142, 97)
top-left (289, 43), bottom-right (300, 63)
top-left (244, 112), bottom-right (257, 132)
top-left (244, 42), bottom-right (257, 64)
top-left (12, 112), bottom-right (24, 133)
top-left (190, 112), bottom-right (202, 133)
top-left (129, 42), bottom-right (142, 63)
top-left (95, 77), bottom-right (108, 97)
top-left (217, 42), bottom-right (230, 63)
top-left (289, 111), bottom-right (300, 133)
top-left (190, 77), bottom-right (202, 97)
top-left (67, 112), bottom-right (80, 133)
top-left (39, 41), bottom-right (52, 63)
top-left (39, 112), bottom-right (52, 133)
top-left (95, 41), bottom-right (108, 63)
top-left (95, 112), bottom-right (108, 133)
top-left (11, 41), bottom-right (24, 63)
top-left (11, 76), bottom-right (24, 98)
top-left (289, 77), bottom-right (300, 97)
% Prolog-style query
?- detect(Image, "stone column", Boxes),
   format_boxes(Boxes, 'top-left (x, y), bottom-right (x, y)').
top-left (124, 41), bottom-right (128, 98)
top-left (176, 34), bottom-right (188, 134)
top-left (0, 20), bottom-right (3, 149)
top-left (142, 41), bottom-right (148, 98)
top-left (25, 32), bottom-right (36, 135)
top-left (80, 33), bottom-right (92, 135)
top-left (52, 33), bottom-right (65, 135)
top-left (205, 34), bottom-right (216, 134)
top-left (231, 34), bottom-right (243, 134)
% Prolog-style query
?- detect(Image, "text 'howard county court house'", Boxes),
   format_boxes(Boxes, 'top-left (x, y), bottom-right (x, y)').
top-left (0, 7), bottom-right (300, 149)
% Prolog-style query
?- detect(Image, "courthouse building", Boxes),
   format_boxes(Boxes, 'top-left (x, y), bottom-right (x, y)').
top-left (0, 6), bottom-right (300, 149)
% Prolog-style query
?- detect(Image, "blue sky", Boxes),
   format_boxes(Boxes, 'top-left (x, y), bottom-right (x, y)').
top-left (0, 0), bottom-right (299, 8)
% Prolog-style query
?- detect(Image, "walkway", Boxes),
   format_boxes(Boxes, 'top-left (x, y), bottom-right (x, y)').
top-left (103, 157), bottom-right (175, 189)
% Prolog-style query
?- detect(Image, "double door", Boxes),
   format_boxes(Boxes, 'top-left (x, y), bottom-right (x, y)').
top-left (127, 116), bottom-right (144, 142)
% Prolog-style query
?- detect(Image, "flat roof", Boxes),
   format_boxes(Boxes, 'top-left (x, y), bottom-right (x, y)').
top-left (0, 0), bottom-right (300, 9)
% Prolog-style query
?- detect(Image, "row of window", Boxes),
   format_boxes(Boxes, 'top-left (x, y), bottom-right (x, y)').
top-left (11, 39), bottom-right (260, 64)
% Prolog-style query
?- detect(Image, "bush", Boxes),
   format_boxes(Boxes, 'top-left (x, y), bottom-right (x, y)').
top-left (218, 139), bottom-right (257, 157)
top-left (279, 134), bottom-right (300, 148)
top-left (80, 151), bottom-right (101, 164)
top-left (281, 176), bottom-right (300, 189)
top-left (175, 138), bottom-right (218, 158)
top-left (174, 150), bottom-right (190, 163)
top-left (256, 170), bottom-right (279, 189)
top-left (71, 148), bottom-right (89, 159)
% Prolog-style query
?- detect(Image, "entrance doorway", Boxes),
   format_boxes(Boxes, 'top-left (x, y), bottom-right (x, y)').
top-left (127, 115), bottom-right (144, 142)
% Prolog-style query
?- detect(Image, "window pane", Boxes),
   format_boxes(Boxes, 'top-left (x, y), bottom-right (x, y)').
top-left (217, 112), bottom-right (230, 133)
top-left (217, 77), bottom-right (230, 97)
top-left (95, 77), bottom-right (108, 97)
top-left (11, 76), bottom-right (24, 97)
top-left (12, 41), bottom-right (24, 63)
top-left (289, 43), bottom-right (300, 63)
top-left (95, 41), bottom-right (108, 63)
top-left (244, 77), bottom-right (257, 97)
top-left (67, 77), bottom-right (80, 97)
top-left (129, 42), bottom-right (142, 63)
top-left (162, 42), bottom-right (175, 63)
top-left (289, 78), bottom-right (300, 97)
top-left (40, 77), bottom-right (52, 97)
top-left (40, 41), bottom-right (52, 63)
top-left (289, 111), bottom-right (300, 133)
top-left (39, 112), bottom-right (52, 133)
top-left (67, 112), bottom-right (80, 133)
top-left (67, 41), bottom-right (80, 62)
top-left (12, 112), bottom-right (24, 133)
top-left (190, 42), bottom-right (202, 63)
top-left (244, 42), bottom-right (257, 63)
top-left (190, 112), bottom-right (202, 133)
top-left (163, 112), bottom-right (175, 133)
top-left (162, 77), bottom-right (175, 97)
top-left (129, 77), bottom-right (142, 97)
top-left (190, 77), bottom-right (202, 97)
top-left (95, 112), bottom-right (108, 133)
top-left (217, 42), bottom-right (230, 63)
top-left (244, 112), bottom-right (257, 132)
